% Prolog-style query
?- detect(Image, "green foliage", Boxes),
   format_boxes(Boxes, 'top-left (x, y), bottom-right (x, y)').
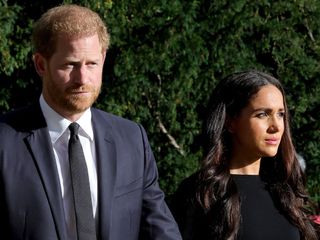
top-left (87, 0), bottom-right (207, 194)
top-left (1, 0), bottom-right (319, 209)
top-left (0, 1), bottom-right (34, 75)
top-left (1, 0), bottom-right (22, 76)
top-left (0, 1), bottom-right (22, 110)
top-left (0, 0), bottom-right (39, 111)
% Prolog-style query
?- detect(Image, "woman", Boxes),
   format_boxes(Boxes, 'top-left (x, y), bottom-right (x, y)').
top-left (171, 70), bottom-right (319, 240)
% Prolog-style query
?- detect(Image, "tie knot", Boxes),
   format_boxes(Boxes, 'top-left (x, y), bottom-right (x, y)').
top-left (69, 122), bottom-right (80, 136)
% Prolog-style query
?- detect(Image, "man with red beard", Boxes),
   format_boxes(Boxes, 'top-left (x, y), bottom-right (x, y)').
top-left (0, 4), bottom-right (182, 240)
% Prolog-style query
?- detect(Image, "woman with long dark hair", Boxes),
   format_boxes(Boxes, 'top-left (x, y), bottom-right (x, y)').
top-left (171, 70), bottom-right (319, 239)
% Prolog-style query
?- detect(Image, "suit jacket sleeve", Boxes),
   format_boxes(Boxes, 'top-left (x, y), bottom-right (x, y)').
top-left (137, 124), bottom-right (182, 240)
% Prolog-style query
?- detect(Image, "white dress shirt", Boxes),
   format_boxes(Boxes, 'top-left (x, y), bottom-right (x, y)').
top-left (39, 95), bottom-right (98, 240)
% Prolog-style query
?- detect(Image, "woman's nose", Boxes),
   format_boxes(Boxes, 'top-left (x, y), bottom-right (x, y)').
top-left (268, 115), bottom-right (282, 133)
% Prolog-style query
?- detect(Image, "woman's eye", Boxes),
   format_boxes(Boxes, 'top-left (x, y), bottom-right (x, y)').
top-left (256, 112), bottom-right (268, 118)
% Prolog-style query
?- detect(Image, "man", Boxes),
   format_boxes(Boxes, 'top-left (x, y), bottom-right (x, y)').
top-left (0, 4), bottom-right (182, 240)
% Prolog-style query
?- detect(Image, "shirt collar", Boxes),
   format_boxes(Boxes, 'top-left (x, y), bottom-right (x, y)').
top-left (39, 94), bottom-right (94, 143)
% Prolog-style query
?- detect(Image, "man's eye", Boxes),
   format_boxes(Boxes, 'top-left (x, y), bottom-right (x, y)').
top-left (277, 111), bottom-right (285, 118)
top-left (64, 63), bottom-right (76, 69)
top-left (88, 62), bottom-right (98, 66)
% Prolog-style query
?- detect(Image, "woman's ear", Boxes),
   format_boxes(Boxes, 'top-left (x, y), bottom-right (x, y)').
top-left (33, 53), bottom-right (47, 78)
top-left (225, 115), bottom-right (235, 133)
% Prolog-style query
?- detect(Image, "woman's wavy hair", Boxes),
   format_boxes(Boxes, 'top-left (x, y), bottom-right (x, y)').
top-left (197, 70), bottom-right (318, 239)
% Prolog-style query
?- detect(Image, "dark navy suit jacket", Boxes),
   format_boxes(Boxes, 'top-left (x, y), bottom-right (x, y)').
top-left (0, 104), bottom-right (181, 240)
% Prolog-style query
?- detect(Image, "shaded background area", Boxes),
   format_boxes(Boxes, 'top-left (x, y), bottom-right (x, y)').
top-left (1, 0), bottom-right (319, 212)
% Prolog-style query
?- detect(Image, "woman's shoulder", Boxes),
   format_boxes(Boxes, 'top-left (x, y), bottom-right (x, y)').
top-left (174, 172), bottom-right (200, 199)
top-left (170, 171), bottom-right (203, 216)
top-left (170, 172), bottom-right (212, 240)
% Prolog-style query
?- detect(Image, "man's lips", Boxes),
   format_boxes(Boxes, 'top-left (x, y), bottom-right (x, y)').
top-left (71, 91), bottom-right (89, 93)
top-left (68, 87), bottom-right (92, 94)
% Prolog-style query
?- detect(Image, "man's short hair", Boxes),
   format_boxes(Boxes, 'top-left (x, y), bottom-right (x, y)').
top-left (32, 4), bottom-right (110, 59)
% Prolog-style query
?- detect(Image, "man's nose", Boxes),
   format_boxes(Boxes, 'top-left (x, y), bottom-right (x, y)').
top-left (74, 65), bottom-right (89, 84)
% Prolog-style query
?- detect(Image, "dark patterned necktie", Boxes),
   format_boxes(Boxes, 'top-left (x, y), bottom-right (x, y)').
top-left (68, 122), bottom-right (97, 240)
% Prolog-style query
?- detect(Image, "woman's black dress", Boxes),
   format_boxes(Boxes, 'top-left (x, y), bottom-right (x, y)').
top-left (170, 173), bottom-right (300, 240)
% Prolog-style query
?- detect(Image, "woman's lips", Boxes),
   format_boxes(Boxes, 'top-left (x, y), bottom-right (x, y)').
top-left (265, 138), bottom-right (279, 145)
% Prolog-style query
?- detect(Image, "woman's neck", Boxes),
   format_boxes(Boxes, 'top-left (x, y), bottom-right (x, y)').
top-left (229, 157), bottom-right (261, 175)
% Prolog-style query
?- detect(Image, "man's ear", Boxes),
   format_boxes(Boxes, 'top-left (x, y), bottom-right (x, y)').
top-left (33, 53), bottom-right (47, 77)
top-left (101, 50), bottom-right (107, 63)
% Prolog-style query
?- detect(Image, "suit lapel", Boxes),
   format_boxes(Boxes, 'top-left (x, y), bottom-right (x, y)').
top-left (92, 110), bottom-right (117, 240)
top-left (23, 105), bottom-right (67, 240)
